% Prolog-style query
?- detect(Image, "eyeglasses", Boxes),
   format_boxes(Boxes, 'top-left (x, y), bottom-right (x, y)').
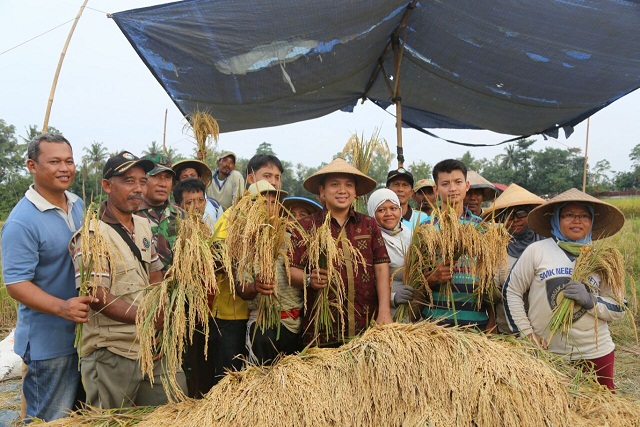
top-left (509, 209), bottom-right (529, 220)
top-left (560, 212), bottom-right (592, 221)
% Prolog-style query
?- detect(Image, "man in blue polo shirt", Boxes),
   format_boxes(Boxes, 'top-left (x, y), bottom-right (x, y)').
top-left (1, 133), bottom-right (93, 422)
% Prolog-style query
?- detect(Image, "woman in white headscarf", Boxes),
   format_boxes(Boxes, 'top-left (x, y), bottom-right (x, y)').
top-left (367, 189), bottom-right (414, 319)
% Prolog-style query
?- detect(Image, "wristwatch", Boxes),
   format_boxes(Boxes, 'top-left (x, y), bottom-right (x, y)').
top-left (305, 274), bottom-right (312, 289)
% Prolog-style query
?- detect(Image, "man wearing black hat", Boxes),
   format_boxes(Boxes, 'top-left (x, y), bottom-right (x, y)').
top-left (386, 168), bottom-right (428, 231)
top-left (70, 151), bottom-right (187, 409)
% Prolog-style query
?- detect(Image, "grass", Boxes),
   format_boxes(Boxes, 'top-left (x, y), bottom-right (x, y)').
top-left (602, 196), bottom-right (640, 218)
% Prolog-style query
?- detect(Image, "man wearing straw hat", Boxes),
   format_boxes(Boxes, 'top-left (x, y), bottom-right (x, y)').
top-left (481, 183), bottom-right (545, 334)
top-left (207, 150), bottom-right (244, 210)
top-left (71, 151), bottom-right (187, 408)
top-left (413, 178), bottom-right (437, 215)
top-left (2, 134), bottom-right (89, 422)
top-left (172, 158), bottom-right (223, 227)
top-left (504, 188), bottom-right (627, 390)
top-left (289, 158), bottom-right (392, 347)
top-left (421, 159), bottom-right (494, 331)
top-left (463, 170), bottom-right (498, 216)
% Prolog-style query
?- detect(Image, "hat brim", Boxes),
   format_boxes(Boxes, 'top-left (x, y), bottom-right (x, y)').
top-left (252, 189), bottom-right (288, 201)
top-left (469, 185), bottom-right (499, 201)
top-left (283, 197), bottom-right (322, 214)
top-left (172, 160), bottom-right (213, 186)
top-left (482, 184), bottom-right (545, 218)
top-left (527, 188), bottom-right (624, 240)
top-left (303, 158), bottom-right (377, 196)
top-left (149, 165), bottom-right (175, 176)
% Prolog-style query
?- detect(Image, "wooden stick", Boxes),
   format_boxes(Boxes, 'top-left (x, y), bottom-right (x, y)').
top-left (42, 0), bottom-right (89, 133)
top-left (163, 108), bottom-right (168, 155)
top-left (582, 117), bottom-right (590, 192)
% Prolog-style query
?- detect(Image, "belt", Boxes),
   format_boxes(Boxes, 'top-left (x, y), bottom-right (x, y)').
top-left (280, 309), bottom-right (301, 320)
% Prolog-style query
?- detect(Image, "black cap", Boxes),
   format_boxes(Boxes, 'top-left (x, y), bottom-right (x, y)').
top-left (386, 168), bottom-right (414, 187)
top-left (103, 151), bottom-right (155, 179)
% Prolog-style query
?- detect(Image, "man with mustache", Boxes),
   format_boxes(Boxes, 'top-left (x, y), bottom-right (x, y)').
top-left (70, 151), bottom-right (187, 409)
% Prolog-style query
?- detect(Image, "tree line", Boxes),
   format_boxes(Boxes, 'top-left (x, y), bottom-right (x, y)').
top-left (1, 118), bottom-right (639, 219)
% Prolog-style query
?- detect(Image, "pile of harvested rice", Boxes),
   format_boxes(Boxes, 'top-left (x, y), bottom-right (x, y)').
top-left (42, 322), bottom-right (640, 427)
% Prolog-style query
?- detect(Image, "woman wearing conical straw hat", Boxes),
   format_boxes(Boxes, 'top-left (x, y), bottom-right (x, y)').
top-left (482, 183), bottom-right (545, 334)
top-left (503, 188), bottom-right (627, 391)
top-left (290, 158), bottom-right (392, 347)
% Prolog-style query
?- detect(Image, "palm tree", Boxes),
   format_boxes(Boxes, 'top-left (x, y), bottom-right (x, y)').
top-left (500, 144), bottom-right (517, 169)
top-left (142, 140), bottom-right (162, 157)
top-left (82, 142), bottom-right (108, 199)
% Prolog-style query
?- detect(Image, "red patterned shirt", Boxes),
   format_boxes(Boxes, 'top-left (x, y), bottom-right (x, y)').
top-left (291, 208), bottom-right (389, 346)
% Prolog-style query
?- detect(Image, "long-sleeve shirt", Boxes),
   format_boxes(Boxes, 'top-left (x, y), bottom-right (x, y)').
top-left (504, 238), bottom-right (626, 360)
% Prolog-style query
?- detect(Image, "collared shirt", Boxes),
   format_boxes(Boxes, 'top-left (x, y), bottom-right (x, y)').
top-left (2, 186), bottom-right (84, 360)
top-left (96, 202), bottom-right (163, 278)
top-left (291, 208), bottom-right (390, 345)
top-left (136, 200), bottom-right (183, 271)
top-left (25, 185), bottom-right (81, 232)
top-left (401, 205), bottom-right (429, 232)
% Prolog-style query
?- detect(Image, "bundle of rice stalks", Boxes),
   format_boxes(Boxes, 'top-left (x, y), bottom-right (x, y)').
top-left (305, 212), bottom-right (367, 342)
top-left (407, 204), bottom-right (511, 320)
top-left (73, 205), bottom-right (117, 355)
top-left (136, 211), bottom-right (222, 401)
top-left (183, 110), bottom-right (220, 161)
top-left (548, 241), bottom-right (627, 342)
top-left (35, 404), bottom-right (156, 426)
top-left (72, 322), bottom-right (637, 427)
top-left (394, 224), bottom-right (440, 322)
top-left (224, 191), bottom-right (304, 335)
top-left (340, 128), bottom-right (390, 212)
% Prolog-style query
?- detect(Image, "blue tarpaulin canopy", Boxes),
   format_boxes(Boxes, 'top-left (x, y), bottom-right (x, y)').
top-left (112, 0), bottom-right (640, 141)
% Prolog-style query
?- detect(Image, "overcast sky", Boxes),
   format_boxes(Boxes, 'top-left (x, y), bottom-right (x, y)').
top-left (1, 0), bottom-right (637, 179)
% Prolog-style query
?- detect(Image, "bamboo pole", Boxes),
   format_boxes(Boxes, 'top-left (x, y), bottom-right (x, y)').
top-left (42, 0), bottom-right (89, 133)
top-left (163, 108), bottom-right (168, 155)
top-left (582, 117), bottom-right (590, 192)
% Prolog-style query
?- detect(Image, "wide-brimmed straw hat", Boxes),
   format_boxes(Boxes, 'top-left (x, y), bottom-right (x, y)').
top-left (283, 196), bottom-right (322, 214)
top-left (247, 179), bottom-right (288, 200)
top-left (467, 170), bottom-right (499, 201)
top-left (172, 159), bottom-right (213, 187)
top-left (482, 183), bottom-right (545, 219)
top-left (303, 158), bottom-right (377, 196)
top-left (527, 188), bottom-right (624, 240)
top-left (414, 178), bottom-right (435, 192)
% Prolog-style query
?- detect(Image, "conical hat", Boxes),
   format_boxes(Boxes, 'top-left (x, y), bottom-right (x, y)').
top-left (467, 170), bottom-right (498, 201)
top-left (172, 159), bottom-right (213, 187)
top-left (482, 183), bottom-right (545, 218)
top-left (528, 188), bottom-right (624, 240)
top-left (303, 158), bottom-right (377, 196)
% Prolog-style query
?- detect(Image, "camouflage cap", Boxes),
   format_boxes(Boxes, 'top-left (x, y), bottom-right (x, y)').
top-left (142, 153), bottom-right (175, 176)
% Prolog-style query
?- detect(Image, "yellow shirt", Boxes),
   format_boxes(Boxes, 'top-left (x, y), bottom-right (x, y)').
top-left (212, 213), bottom-right (249, 320)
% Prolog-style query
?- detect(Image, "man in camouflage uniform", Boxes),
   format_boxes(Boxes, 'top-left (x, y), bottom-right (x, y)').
top-left (137, 154), bottom-right (183, 272)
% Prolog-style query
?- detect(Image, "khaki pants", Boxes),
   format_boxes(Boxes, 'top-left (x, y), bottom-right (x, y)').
top-left (81, 348), bottom-right (187, 409)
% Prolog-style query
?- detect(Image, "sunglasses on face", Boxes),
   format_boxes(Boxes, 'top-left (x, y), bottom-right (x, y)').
top-left (509, 209), bottom-right (529, 220)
